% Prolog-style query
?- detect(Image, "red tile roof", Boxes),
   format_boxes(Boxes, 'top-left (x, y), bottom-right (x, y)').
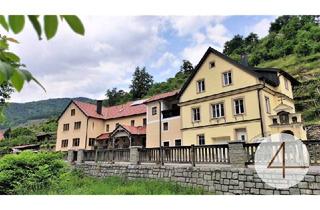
top-left (121, 125), bottom-right (146, 135)
top-left (144, 89), bottom-right (179, 103)
top-left (73, 100), bottom-right (146, 120)
top-left (96, 132), bottom-right (110, 140)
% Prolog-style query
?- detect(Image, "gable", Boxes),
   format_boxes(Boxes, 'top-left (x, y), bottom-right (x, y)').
top-left (274, 103), bottom-right (293, 113)
top-left (179, 49), bottom-right (260, 103)
top-left (57, 102), bottom-right (88, 123)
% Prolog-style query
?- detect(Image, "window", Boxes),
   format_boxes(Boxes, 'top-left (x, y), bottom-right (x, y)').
top-left (88, 138), bottom-right (95, 146)
top-left (61, 139), bottom-right (68, 148)
top-left (235, 128), bottom-right (247, 141)
top-left (163, 141), bottom-right (169, 147)
top-left (152, 106), bottom-right (157, 115)
top-left (106, 124), bottom-right (109, 132)
top-left (234, 98), bottom-right (245, 115)
top-left (211, 103), bottom-right (225, 118)
top-left (131, 120), bottom-right (135, 126)
top-left (74, 121), bottom-right (81, 129)
top-left (197, 79), bottom-right (205, 93)
top-left (285, 78), bottom-right (289, 90)
top-left (92, 122), bottom-right (94, 129)
top-left (71, 109), bottom-right (75, 116)
top-left (197, 134), bottom-right (205, 145)
top-left (272, 118), bottom-right (278, 124)
top-left (265, 96), bottom-right (271, 114)
top-left (143, 118), bottom-right (147, 127)
top-left (175, 139), bottom-right (182, 146)
top-left (222, 71), bottom-right (232, 86)
top-left (192, 107), bottom-right (201, 122)
top-left (209, 61), bottom-right (215, 69)
top-left (72, 138), bottom-right (80, 147)
top-left (163, 122), bottom-right (168, 131)
top-left (292, 116), bottom-right (298, 123)
top-left (63, 123), bottom-right (69, 131)
top-left (116, 123), bottom-right (119, 127)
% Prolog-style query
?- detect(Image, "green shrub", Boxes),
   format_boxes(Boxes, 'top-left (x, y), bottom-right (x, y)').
top-left (0, 151), bottom-right (67, 194)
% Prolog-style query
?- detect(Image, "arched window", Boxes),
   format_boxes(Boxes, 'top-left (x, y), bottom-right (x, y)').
top-left (281, 130), bottom-right (294, 136)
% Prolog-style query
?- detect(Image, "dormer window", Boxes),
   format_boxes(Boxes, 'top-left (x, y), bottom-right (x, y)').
top-left (209, 61), bottom-right (215, 69)
top-left (222, 71), bottom-right (232, 86)
top-left (71, 109), bottom-right (75, 116)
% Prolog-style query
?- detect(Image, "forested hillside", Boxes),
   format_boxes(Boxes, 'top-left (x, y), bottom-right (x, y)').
top-left (223, 16), bottom-right (320, 125)
top-left (0, 97), bottom-right (93, 129)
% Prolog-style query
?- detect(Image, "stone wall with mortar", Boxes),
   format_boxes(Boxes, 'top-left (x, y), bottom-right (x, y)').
top-left (75, 162), bottom-right (320, 195)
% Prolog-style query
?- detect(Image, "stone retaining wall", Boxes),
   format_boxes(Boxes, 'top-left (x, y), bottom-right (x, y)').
top-left (75, 162), bottom-right (320, 195)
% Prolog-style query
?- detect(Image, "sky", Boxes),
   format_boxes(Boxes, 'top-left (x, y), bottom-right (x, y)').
top-left (1, 15), bottom-right (277, 103)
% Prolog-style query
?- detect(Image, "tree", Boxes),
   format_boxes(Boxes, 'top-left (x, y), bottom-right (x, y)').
top-left (223, 35), bottom-right (245, 55)
top-left (105, 88), bottom-right (131, 106)
top-left (130, 66), bottom-right (153, 100)
top-left (178, 60), bottom-right (194, 75)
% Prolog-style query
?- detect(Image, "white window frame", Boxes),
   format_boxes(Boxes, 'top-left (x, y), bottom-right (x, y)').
top-left (192, 107), bottom-right (201, 122)
top-left (234, 98), bottom-right (245, 115)
top-left (196, 79), bottom-right (205, 93)
top-left (222, 71), bottom-right (232, 86)
top-left (211, 103), bottom-right (225, 118)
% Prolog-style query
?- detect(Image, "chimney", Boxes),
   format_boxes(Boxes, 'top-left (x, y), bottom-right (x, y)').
top-left (240, 54), bottom-right (249, 66)
top-left (96, 100), bottom-right (103, 115)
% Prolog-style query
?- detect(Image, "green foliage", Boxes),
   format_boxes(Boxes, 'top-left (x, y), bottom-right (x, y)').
top-left (32, 172), bottom-right (206, 195)
top-left (0, 97), bottom-right (92, 129)
top-left (104, 88), bottom-right (132, 106)
top-left (130, 66), bottom-right (154, 100)
top-left (44, 15), bottom-right (59, 40)
top-left (0, 151), bottom-right (67, 194)
top-left (223, 15), bottom-right (320, 125)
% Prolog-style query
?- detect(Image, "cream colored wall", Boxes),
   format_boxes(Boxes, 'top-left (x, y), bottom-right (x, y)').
top-left (180, 53), bottom-right (260, 103)
top-left (182, 120), bottom-right (262, 145)
top-left (161, 117), bottom-right (182, 147)
top-left (275, 74), bottom-right (293, 99)
top-left (56, 103), bottom-right (88, 151)
top-left (104, 114), bottom-right (146, 133)
top-left (146, 101), bottom-right (182, 148)
top-left (181, 90), bottom-right (261, 130)
top-left (86, 118), bottom-right (105, 149)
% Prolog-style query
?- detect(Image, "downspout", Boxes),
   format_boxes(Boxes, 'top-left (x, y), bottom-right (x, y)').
top-left (257, 80), bottom-right (266, 137)
top-left (84, 118), bottom-right (89, 150)
top-left (158, 101), bottom-right (162, 147)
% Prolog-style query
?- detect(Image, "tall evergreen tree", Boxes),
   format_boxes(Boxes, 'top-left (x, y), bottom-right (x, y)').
top-left (130, 66), bottom-right (153, 100)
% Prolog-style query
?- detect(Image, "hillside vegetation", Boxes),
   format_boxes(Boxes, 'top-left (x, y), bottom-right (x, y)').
top-left (0, 97), bottom-right (93, 129)
top-left (223, 16), bottom-right (320, 125)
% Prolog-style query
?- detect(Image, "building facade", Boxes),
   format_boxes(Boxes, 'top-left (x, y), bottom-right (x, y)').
top-left (178, 47), bottom-right (306, 145)
top-left (55, 47), bottom-right (307, 151)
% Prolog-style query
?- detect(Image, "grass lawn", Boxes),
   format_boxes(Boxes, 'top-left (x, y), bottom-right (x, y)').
top-left (31, 171), bottom-right (208, 195)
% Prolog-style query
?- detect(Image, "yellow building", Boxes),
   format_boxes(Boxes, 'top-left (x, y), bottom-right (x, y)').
top-left (56, 46), bottom-right (307, 151)
top-left (178, 47), bottom-right (306, 145)
top-left (56, 100), bottom-right (147, 151)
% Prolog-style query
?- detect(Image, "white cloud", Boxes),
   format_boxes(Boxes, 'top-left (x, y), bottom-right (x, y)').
top-left (245, 17), bottom-right (276, 38)
top-left (151, 52), bottom-right (179, 69)
top-left (181, 23), bottom-right (230, 65)
top-left (168, 16), bottom-right (226, 36)
top-left (4, 16), bottom-right (166, 102)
